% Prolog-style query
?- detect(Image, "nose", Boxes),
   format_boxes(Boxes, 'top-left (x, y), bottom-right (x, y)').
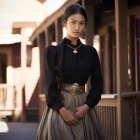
top-left (75, 23), bottom-right (79, 31)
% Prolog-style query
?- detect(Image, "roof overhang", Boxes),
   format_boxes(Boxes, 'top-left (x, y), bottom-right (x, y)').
top-left (12, 22), bottom-right (38, 34)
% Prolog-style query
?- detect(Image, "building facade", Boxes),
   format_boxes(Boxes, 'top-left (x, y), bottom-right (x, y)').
top-left (0, 0), bottom-right (47, 122)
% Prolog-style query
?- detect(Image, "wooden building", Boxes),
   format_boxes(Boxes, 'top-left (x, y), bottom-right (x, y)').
top-left (29, 0), bottom-right (140, 139)
top-left (0, 0), bottom-right (47, 122)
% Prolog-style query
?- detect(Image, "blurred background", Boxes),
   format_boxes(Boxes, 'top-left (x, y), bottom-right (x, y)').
top-left (0, 0), bottom-right (140, 140)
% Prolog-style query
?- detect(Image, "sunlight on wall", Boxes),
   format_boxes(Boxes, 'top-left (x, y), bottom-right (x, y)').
top-left (7, 66), bottom-right (13, 85)
top-left (0, 121), bottom-right (9, 133)
top-left (25, 47), bottom-right (40, 107)
top-left (94, 35), bottom-right (99, 52)
top-left (13, 67), bottom-right (21, 108)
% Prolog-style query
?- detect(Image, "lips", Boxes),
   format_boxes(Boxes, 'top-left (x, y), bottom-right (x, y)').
top-left (73, 32), bottom-right (79, 34)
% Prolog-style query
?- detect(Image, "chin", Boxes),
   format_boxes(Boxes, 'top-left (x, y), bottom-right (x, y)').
top-left (71, 34), bottom-right (80, 38)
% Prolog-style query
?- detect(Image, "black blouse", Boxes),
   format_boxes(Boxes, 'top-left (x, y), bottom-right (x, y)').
top-left (43, 37), bottom-right (103, 111)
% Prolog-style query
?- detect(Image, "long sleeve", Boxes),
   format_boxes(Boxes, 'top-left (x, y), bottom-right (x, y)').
top-left (43, 45), bottom-right (64, 111)
top-left (84, 48), bottom-right (103, 108)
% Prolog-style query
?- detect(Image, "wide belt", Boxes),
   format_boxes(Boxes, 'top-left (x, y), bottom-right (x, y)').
top-left (61, 83), bottom-right (85, 95)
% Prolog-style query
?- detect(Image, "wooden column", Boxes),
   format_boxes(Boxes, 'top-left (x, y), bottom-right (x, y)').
top-left (55, 17), bottom-right (62, 44)
top-left (129, 16), bottom-right (135, 91)
top-left (37, 33), bottom-right (45, 95)
top-left (82, 0), bottom-right (94, 92)
top-left (115, 0), bottom-right (131, 139)
top-left (20, 28), bottom-right (26, 122)
top-left (98, 27), bottom-right (111, 94)
top-left (45, 24), bottom-right (54, 47)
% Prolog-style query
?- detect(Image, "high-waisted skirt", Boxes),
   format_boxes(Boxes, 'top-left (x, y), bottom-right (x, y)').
top-left (35, 91), bottom-right (107, 140)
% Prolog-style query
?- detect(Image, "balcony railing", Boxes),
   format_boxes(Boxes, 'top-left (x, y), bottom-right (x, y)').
top-left (95, 92), bottom-right (140, 140)
top-left (0, 84), bottom-right (13, 110)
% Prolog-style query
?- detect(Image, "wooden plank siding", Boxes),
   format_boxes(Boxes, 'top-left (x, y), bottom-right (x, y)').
top-left (0, 43), bottom-right (40, 109)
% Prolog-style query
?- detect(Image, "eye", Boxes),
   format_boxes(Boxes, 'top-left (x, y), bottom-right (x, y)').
top-left (71, 21), bottom-right (75, 24)
top-left (80, 22), bottom-right (84, 25)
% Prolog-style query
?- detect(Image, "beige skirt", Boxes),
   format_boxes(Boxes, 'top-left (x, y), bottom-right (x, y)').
top-left (35, 91), bottom-right (107, 140)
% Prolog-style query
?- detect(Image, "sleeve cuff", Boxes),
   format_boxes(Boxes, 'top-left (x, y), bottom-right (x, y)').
top-left (53, 100), bottom-right (64, 111)
top-left (84, 99), bottom-right (94, 108)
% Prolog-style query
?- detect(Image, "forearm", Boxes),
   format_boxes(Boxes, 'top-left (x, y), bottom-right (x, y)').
top-left (59, 107), bottom-right (67, 114)
top-left (83, 104), bottom-right (89, 111)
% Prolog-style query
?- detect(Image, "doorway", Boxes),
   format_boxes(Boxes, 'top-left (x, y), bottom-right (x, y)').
top-left (0, 53), bottom-right (7, 83)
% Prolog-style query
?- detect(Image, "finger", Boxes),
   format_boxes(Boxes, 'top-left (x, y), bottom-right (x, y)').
top-left (74, 109), bottom-right (78, 114)
top-left (74, 113), bottom-right (78, 117)
top-left (74, 118), bottom-right (79, 123)
top-left (71, 120), bottom-right (76, 125)
top-left (75, 116), bottom-right (79, 120)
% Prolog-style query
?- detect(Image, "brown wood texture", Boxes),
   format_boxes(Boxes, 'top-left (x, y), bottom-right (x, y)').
top-left (95, 106), bottom-right (118, 140)
top-left (37, 33), bottom-right (45, 95)
top-left (55, 17), bottom-right (63, 45)
top-left (115, 0), bottom-right (131, 139)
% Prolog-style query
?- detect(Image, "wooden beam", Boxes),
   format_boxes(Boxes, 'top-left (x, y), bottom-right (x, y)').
top-left (45, 24), bottom-right (54, 47)
top-left (37, 33), bottom-right (45, 95)
top-left (115, 0), bottom-right (131, 139)
top-left (97, 98), bottom-right (117, 107)
top-left (12, 22), bottom-right (37, 28)
top-left (55, 17), bottom-right (63, 44)
top-left (82, 0), bottom-right (94, 92)
top-left (129, 16), bottom-right (136, 91)
top-left (82, 0), bottom-right (94, 8)
top-left (20, 28), bottom-right (26, 122)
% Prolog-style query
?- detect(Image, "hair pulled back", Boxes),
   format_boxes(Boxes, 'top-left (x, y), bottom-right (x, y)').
top-left (55, 3), bottom-right (88, 100)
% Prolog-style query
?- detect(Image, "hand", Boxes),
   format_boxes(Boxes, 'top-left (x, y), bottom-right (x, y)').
top-left (59, 107), bottom-right (79, 125)
top-left (73, 104), bottom-right (89, 119)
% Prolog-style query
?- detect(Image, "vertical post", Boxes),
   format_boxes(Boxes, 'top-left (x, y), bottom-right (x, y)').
top-left (129, 16), bottom-right (135, 91)
top-left (82, 0), bottom-right (94, 92)
top-left (37, 33), bottom-right (45, 95)
top-left (115, 0), bottom-right (131, 139)
top-left (45, 25), bottom-right (54, 47)
top-left (55, 17), bottom-right (63, 44)
top-left (20, 28), bottom-right (26, 122)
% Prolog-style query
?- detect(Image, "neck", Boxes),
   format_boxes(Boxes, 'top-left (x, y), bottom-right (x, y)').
top-left (66, 34), bottom-right (79, 45)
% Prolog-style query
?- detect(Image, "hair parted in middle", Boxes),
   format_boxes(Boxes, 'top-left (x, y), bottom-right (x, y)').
top-left (55, 3), bottom-right (88, 100)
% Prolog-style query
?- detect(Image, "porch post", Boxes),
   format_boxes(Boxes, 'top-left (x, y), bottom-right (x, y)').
top-left (20, 28), bottom-right (26, 122)
top-left (115, 0), bottom-right (131, 139)
top-left (82, 0), bottom-right (94, 92)
top-left (55, 17), bottom-right (63, 44)
top-left (37, 33), bottom-right (45, 95)
top-left (45, 24), bottom-right (54, 47)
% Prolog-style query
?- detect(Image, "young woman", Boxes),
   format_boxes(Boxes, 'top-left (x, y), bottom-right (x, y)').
top-left (35, 3), bottom-right (106, 140)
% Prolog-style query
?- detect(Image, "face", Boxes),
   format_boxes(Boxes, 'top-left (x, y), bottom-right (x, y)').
top-left (63, 13), bottom-right (86, 38)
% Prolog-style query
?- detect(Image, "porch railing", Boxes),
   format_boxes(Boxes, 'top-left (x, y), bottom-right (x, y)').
top-left (96, 92), bottom-right (140, 140)
top-left (96, 94), bottom-right (118, 140)
top-left (0, 84), bottom-right (13, 110)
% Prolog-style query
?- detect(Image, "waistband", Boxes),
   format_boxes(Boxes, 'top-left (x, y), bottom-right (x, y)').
top-left (61, 83), bottom-right (85, 95)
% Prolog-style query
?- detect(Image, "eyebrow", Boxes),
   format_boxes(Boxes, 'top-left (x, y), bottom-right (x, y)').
top-left (71, 19), bottom-right (85, 22)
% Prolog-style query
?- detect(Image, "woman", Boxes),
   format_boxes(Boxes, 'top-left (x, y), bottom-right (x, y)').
top-left (36, 3), bottom-right (106, 140)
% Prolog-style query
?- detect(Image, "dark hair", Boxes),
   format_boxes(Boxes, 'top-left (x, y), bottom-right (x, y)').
top-left (55, 3), bottom-right (88, 100)
top-left (62, 3), bottom-right (88, 26)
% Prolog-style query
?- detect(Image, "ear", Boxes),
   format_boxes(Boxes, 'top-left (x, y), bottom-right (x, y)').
top-left (63, 20), bottom-right (66, 27)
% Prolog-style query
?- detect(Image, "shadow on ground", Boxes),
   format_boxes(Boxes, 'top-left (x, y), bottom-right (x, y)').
top-left (0, 121), bottom-right (39, 140)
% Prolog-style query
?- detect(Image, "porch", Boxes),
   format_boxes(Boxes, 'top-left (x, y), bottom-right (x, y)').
top-left (29, 0), bottom-right (140, 140)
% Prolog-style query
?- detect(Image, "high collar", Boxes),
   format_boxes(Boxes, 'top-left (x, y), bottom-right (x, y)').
top-left (63, 37), bottom-right (82, 48)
